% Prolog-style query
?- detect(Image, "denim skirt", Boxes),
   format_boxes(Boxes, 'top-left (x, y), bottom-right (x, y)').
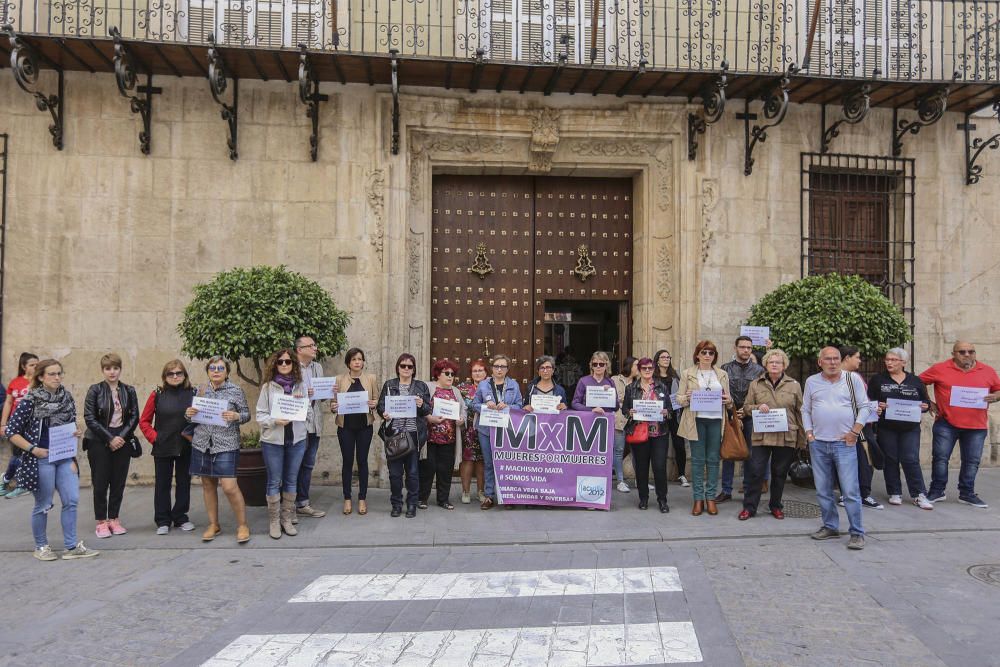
top-left (190, 448), bottom-right (238, 478)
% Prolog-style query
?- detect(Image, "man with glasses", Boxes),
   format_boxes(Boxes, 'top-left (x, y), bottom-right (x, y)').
top-left (919, 342), bottom-right (1000, 508)
top-left (294, 335), bottom-right (327, 519)
top-left (717, 336), bottom-right (766, 503)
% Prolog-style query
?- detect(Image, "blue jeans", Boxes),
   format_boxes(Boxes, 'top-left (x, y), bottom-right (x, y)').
top-left (478, 426), bottom-right (497, 499)
top-left (930, 420), bottom-right (987, 498)
top-left (262, 440), bottom-right (307, 496)
top-left (388, 447), bottom-right (420, 509)
top-left (613, 430), bottom-right (626, 483)
top-left (295, 432), bottom-right (321, 507)
top-left (690, 418), bottom-right (722, 501)
top-left (721, 416), bottom-right (768, 493)
top-left (810, 440), bottom-right (864, 536)
top-left (32, 457), bottom-right (80, 550)
top-left (879, 428), bottom-right (926, 498)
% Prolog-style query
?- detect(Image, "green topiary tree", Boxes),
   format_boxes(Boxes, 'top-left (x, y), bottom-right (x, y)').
top-left (178, 265), bottom-right (350, 386)
top-left (745, 274), bottom-right (910, 361)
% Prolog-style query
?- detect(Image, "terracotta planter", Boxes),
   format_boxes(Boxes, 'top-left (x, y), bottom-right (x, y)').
top-left (236, 447), bottom-right (267, 507)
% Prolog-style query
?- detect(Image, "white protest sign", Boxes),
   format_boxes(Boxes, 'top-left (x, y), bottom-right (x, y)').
top-left (336, 391), bottom-right (370, 415)
top-left (191, 396), bottom-right (227, 426)
top-left (432, 398), bottom-right (461, 421)
top-left (46, 423), bottom-right (79, 463)
top-left (386, 395), bottom-right (417, 418)
top-left (310, 377), bottom-right (336, 401)
top-left (740, 325), bottom-right (770, 346)
top-left (751, 408), bottom-right (788, 433)
top-left (670, 393), bottom-right (682, 411)
top-left (950, 386), bottom-right (989, 409)
top-left (479, 408), bottom-right (510, 428)
top-left (885, 398), bottom-right (922, 423)
top-left (632, 399), bottom-right (664, 422)
top-left (271, 395), bottom-right (309, 421)
top-left (530, 394), bottom-right (561, 414)
top-left (690, 390), bottom-right (722, 412)
top-left (585, 385), bottom-right (617, 408)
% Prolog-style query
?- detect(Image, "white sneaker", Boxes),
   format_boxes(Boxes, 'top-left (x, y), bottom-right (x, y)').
top-left (61, 542), bottom-right (100, 560)
top-left (179, 521), bottom-right (195, 531)
top-left (648, 484), bottom-right (655, 491)
top-left (33, 545), bottom-right (57, 562)
top-left (616, 481), bottom-right (630, 493)
top-left (888, 495), bottom-right (902, 506)
top-left (678, 475), bottom-right (690, 487)
top-left (913, 494), bottom-right (934, 510)
top-left (156, 525), bottom-right (170, 535)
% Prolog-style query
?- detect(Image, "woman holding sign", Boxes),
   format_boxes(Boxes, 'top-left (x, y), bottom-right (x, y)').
top-left (676, 341), bottom-right (733, 516)
top-left (185, 357), bottom-right (252, 544)
top-left (622, 358), bottom-right (672, 512)
top-left (422, 359), bottom-right (467, 510)
top-left (331, 348), bottom-right (379, 517)
top-left (739, 349), bottom-right (805, 520)
top-left (570, 351), bottom-right (619, 414)
top-left (868, 348), bottom-right (933, 510)
top-left (6, 359), bottom-right (99, 561)
top-left (376, 353), bottom-right (432, 518)
top-left (472, 354), bottom-right (524, 510)
top-left (256, 349), bottom-right (313, 539)
top-left (524, 356), bottom-right (569, 413)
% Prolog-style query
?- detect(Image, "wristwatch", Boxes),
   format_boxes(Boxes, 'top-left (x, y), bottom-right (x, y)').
top-left (28, 444), bottom-right (36, 454)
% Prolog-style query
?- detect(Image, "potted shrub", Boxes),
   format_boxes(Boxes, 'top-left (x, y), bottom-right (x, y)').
top-left (236, 429), bottom-right (267, 507)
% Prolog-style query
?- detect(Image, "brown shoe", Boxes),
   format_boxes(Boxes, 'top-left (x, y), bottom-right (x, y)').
top-left (691, 501), bottom-right (704, 516)
top-left (480, 497), bottom-right (494, 510)
top-left (343, 499), bottom-right (353, 516)
top-left (358, 500), bottom-right (367, 515)
top-left (714, 492), bottom-right (732, 503)
top-left (201, 524), bottom-right (221, 542)
top-left (296, 504), bottom-right (326, 518)
top-left (236, 524), bottom-right (250, 544)
top-left (706, 500), bottom-right (718, 515)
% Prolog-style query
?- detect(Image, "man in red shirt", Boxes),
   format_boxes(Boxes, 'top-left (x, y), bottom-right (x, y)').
top-left (919, 342), bottom-right (1000, 508)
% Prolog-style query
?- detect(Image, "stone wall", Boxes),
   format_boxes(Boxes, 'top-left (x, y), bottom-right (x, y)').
top-left (1, 69), bottom-right (997, 487)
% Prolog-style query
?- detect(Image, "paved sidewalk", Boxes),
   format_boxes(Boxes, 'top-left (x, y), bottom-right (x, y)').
top-left (1, 469), bottom-right (998, 666)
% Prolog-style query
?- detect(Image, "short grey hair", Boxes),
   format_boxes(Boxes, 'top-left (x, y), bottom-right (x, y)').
top-left (886, 347), bottom-right (909, 363)
top-left (535, 355), bottom-right (556, 372)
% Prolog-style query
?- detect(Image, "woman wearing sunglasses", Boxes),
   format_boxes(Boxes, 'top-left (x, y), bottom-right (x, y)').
top-left (622, 358), bottom-right (672, 512)
top-left (376, 354), bottom-right (432, 518)
top-left (422, 359), bottom-right (467, 510)
top-left (570, 351), bottom-right (619, 415)
top-left (184, 357), bottom-right (251, 543)
top-left (471, 354), bottom-right (524, 510)
top-left (256, 349), bottom-right (312, 539)
top-left (676, 341), bottom-right (733, 517)
top-left (140, 359), bottom-right (197, 535)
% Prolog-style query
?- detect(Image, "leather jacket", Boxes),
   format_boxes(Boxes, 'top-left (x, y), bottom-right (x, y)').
top-left (84, 381), bottom-right (139, 447)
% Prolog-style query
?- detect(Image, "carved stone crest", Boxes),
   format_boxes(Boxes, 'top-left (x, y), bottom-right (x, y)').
top-left (529, 108), bottom-right (560, 173)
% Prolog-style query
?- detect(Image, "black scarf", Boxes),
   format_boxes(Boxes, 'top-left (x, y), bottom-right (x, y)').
top-left (28, 386), bottom-right (77, 426)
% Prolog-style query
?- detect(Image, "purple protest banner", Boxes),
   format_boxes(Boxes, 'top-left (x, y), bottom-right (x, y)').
top-left (489, 409), bottom-right (613, 510)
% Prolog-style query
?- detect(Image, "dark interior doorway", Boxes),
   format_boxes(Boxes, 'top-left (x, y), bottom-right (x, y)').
top-left (543, 300), bottom-right (625, 398)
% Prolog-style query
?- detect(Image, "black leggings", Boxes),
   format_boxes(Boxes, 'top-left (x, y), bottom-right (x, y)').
top-left (420, 442), bottom-right (455, 504)
top-left (668, 416), bottom-right (686, 477)
top-left (86, 426), bottom-right (132, 521)
top-left (338, 426), bottom-right (372, 500)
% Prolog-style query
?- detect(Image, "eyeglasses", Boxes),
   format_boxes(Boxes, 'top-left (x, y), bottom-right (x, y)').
top-left (165, 371), bottom-right (186, 377)
top-left (591, 362), bottom-right (607, 367)
top-left (276, 359), bottom-right (293, 366)
top-left (441, 371), bottom-right (455, 377)
top-left (398, 364), bottom-right (415, 370)
top-left (956, 349), bottom-right (976, 355)
top-left (493, 364), bottom-right (508, 369)
top-left (698, 350), bottom-right (716, 356)
top-left (639, 366), bottom-right (654, 371)
top-left (207, 365), bottom-right (227, 372)
top-left (538, 366), bottom-right (554, 371)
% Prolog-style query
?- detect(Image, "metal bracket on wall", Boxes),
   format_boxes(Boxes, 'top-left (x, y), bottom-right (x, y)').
top-left (111, 27), bottom-right (161, 156)
top-left (737, 64), bottom-right (796, 176)
top-left (959, 103), bottom-right (1000, 185)
top-left (390, 48), bottom-right (400, 155)
top-left (820, 81), bottom-right (871, 154)
top-left (687, 61), bottom-right (728, 161)
top-left (297, 45), bottom-right (329, 162)
top-left (892, 78), bottom-right (955, 157)
top-left (207, 33), bottom-right (238, 161)
top-left (2, 24), bottom-right (64, 150)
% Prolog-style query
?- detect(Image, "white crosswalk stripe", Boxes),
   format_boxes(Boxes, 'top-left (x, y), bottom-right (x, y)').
top-left (290, 566), bottom-right (682, 602)
top-left (204, 566), bottom-right (703, 666)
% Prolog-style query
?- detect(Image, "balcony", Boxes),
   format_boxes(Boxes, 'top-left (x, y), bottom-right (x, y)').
top-left (1, 0), bottom-right (998, 112)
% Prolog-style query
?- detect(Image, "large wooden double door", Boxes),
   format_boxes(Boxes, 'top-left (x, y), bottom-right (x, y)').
top-left (430, 175), bottom-right (633, 386)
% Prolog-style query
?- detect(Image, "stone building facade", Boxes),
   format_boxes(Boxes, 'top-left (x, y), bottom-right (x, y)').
top-left (1, 1), bottom-right (999, 485)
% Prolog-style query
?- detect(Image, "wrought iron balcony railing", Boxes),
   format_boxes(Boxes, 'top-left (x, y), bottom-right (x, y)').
top-left (2, 0), bottom-right (999, 83)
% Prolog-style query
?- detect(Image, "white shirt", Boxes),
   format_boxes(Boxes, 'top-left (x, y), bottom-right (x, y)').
top-left (801, 371), bottom-right (875, 442)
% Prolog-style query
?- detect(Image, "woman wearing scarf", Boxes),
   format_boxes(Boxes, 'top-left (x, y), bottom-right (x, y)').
top-left (255, 349), bottom-right (312, 539)
top-left (5, 359), bottom-right (100, 561)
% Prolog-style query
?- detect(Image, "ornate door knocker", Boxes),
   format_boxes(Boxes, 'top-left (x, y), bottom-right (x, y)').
top-left (573, 244), bottom-right (597, 282)
top-left (470, 242), bottom-right (494, 279)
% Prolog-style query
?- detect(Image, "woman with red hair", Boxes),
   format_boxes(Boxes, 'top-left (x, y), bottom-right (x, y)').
top-left (676, 340), bottom-right (733, 516)
top-left (421, 359), bottom-right (467, 510)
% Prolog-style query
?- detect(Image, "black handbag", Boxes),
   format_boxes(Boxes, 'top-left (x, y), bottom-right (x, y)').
top-left (382, 422), bottom-right (416, 461)
top-left (788, 449), bottom-right (815, 488)
top-left (128, 434), bottom-right (143, 458)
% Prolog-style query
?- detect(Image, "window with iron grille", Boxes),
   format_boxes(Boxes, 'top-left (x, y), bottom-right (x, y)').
top-left (800, 152), bottom-right (915, 369)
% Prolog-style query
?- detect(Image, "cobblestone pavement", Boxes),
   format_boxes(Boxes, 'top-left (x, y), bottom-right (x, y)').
top-left (1, 470), bottom-right (998, 666)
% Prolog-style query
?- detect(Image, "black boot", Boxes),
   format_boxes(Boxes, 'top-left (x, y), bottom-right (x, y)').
top-left (391, 506), bottom-right (402, 517)
top-left (405, 505), bottom-right (417, 518)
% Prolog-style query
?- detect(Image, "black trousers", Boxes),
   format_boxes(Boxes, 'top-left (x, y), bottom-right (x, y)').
top-left (667, 416), bottom-right (686, 477)
top-left (86, 428), bottom-right (132, 521)
top-left (420, 442), bottom-right (455, 504)
top-left (743, 445), bottom-right (796, 513)
top-left (154, 448), bottom-right (192, 527)
top-left (632, 434), bottom-right (669, 503)
top-left (338, 426), bottom-right (373, 500)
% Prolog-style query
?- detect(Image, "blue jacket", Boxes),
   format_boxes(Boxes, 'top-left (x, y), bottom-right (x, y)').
top-left (471, 377), bottom-right (523, 413)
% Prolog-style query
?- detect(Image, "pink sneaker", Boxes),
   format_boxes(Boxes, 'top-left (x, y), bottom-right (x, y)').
top-left (95, 521), bottom-right (112, 539)
top-left (108, 518), bottom-right (127, 535)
